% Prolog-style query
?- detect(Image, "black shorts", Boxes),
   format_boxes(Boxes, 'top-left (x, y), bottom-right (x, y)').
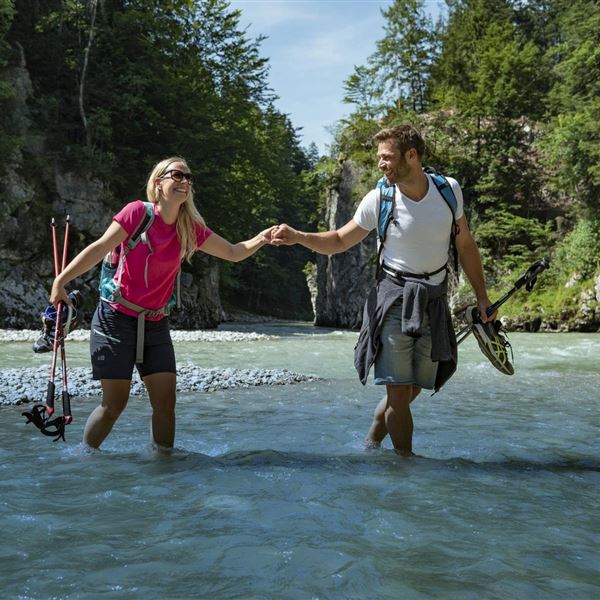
top-left (90, 301), bottom-right (176, 380)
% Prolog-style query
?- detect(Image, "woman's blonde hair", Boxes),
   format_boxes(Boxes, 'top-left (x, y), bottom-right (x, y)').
top-left (146, 156), bottom-right (206, 262)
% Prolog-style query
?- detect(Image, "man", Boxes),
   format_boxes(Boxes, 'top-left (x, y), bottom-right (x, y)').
top-left (271, 124), bottom-right (494, 455)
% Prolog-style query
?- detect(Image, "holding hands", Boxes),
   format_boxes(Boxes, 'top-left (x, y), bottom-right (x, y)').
top-left (270, 224), bottom-right (299, 246)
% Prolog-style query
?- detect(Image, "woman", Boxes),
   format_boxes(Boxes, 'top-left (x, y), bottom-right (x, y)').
top-left (51, 156), bottom-right (274, 450)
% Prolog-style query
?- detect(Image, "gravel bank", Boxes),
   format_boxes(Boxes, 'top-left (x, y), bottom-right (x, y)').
top-left (1, 365), bottom-right (320, 407)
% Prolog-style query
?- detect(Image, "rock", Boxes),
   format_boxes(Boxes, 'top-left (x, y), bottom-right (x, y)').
top-left (565, 272), bottom-right (583, 288)
top-left (311, 160), bottom-right (374, 329)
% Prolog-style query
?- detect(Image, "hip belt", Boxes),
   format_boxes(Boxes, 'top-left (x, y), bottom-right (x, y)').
top-left (382, 262), bottom-right (447, 282)
top-left (103, 297), bottom-right (169, 364)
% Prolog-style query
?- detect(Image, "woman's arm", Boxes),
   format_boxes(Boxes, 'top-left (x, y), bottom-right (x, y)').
top-left (197, 226), bottom-right (275, 262)
top-left (50, 221), bottom-right (128, 306)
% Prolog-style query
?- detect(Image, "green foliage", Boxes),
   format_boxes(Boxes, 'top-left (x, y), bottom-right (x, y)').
top-left (538, 0), bottom-right (600, 208)
top-left (328, 0), bottom-right (599, 323)
top-left (552, 216), bottom-right (600, 280)
top-left (343, 0), bottom-right (437, 117)
top-left (372, 0), bottom-right (436, 112)
top-left (474, 209), bottom-right (552, 280)
top-left (0, 0), bottom-right (17, 164)
top-left (433, 2), bottom-right (549, 120)
top-left (6, 0), bottom-right (600, 321)
top-left (432, 0), bottom-right (514, 106)
top-left (492, 275), bottom-right (587, 320)
top-left (342, 64), bottom-right (382, 118)
top-left (6, 0), bottom-right (319, 318)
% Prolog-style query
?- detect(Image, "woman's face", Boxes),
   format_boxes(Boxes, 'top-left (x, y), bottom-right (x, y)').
top-left (156, 161), bottom-right (193, 205)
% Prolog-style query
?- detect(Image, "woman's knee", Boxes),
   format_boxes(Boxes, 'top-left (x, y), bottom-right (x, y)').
top-left (100, 403), bottom-right (126, 422)
top-left (144, 372), bottom-right (177, 414)
top-left (151, 395), bottom-right (176, 417)
top-left (99, 380), bottom-right (131, 420)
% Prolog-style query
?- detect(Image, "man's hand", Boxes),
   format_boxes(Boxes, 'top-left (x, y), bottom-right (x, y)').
top-left (271, 224), bottom-right (299, 246)
top-left (477, 296), bottom-right (497, 323)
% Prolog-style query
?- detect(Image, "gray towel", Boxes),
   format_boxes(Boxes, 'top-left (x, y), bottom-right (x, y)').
top-left (401, 280), bottom-right (428, 337)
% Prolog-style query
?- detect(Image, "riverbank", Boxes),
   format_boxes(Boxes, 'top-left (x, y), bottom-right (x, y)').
top-left (0, 328), bottom-right (275, 343)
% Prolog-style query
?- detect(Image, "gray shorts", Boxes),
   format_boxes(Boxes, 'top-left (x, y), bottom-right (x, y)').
top-left (374, 300), bottom-right (438, 389)
top-left (90, 301), bottom-right (176, 380)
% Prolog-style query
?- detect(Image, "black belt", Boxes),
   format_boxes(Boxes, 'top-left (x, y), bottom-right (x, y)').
top-left (382, 262), bottom-right (447, 281)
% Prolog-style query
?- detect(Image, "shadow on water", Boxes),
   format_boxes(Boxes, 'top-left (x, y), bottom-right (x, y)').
top-left (212, 449), bottom-right (600, 474)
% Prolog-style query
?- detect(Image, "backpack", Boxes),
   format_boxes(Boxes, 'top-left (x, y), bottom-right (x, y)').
top-left (375, 168), bottom-right (460, 276)
top-left (99, 201), bottom-right (180, 312)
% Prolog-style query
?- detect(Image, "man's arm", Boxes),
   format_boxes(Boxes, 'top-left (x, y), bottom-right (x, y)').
top-left (271, 220), bottom-right (370, 255)
top-left (454, 215), bottom-right (495, 322)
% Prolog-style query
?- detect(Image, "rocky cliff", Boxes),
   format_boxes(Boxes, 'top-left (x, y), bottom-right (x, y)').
top-left (311, 161), bottom-right (375, 329)
top-left (0, 52), bottom-right (223, 330)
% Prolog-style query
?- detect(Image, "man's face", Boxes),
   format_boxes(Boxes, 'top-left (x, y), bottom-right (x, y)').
top-left (377, 140), bottom-right (410, 185)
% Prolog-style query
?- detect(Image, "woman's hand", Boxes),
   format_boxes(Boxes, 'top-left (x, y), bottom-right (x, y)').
top-left (47, 221), bottom-right (128, 307)
top-left (259, 225), bottom-right (277, 244)
top-left (50, 277), bottom-right (71, 308)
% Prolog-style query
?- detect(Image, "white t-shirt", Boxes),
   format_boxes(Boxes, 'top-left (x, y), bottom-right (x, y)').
top-left (353, 174), bottom-right (464, 285)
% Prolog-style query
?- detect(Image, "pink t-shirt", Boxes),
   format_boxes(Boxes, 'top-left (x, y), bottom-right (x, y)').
top-left (110, 200), bottom-right (212, 319)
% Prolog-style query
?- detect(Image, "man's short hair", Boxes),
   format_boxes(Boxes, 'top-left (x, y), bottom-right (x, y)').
top-left (372, 125), bottom-right (425, 159)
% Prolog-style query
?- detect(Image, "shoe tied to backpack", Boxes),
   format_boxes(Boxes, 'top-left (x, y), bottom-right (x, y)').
top-left (32, 290), bottom-right (83, 353)
top-left (465, 306), bottom-right (514, 375)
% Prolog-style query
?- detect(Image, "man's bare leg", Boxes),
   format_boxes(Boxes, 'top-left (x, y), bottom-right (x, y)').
top-left (365, 396), bottom-right (388, 448)
top-left (365, 384), bottom-right (421, 452)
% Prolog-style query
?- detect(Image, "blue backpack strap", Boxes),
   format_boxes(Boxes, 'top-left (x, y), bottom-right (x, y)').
top-left (425, 168), bottom-right (460, 273)
top-left (374, 177), bottom-right (395, 279)
top-left (376, 176), bottom-right (395, 243)
top-left (427, 171), bottom-right (457, 218)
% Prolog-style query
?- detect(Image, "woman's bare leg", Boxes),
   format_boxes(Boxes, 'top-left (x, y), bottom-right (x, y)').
top-left (144, 372), bottom-right (177, 449)
top-left (83, 379), bottom-right (131, 448)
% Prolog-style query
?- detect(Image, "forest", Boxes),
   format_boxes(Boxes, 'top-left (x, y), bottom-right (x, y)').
top-left (0, 0), bottom-right (598, 328)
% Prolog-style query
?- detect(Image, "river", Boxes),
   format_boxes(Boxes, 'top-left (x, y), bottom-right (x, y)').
top-left (1, 323), bottom-right (599, 599)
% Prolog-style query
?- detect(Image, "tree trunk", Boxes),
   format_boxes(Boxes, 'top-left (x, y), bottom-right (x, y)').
top-left (79, 0), bottom-right (98, 147)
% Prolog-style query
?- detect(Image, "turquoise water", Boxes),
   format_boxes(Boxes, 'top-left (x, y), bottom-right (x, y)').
top-left (1, 324), bottom-right (599, 599)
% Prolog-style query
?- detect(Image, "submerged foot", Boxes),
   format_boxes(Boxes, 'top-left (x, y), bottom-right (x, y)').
top-left (364, 439), bottom-right (382, 450)
top-left (394, 448), bottom-right (415, 457)
top-left (151, 441), bottom-right (174, 455)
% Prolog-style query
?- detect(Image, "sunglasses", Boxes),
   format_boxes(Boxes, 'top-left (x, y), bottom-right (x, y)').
top-left (162, 169), bottom-right (193, 183)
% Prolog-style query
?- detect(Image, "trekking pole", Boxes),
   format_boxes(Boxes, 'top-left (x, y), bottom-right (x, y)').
top-left (456, 257), bottom-right (550, 345)
top-left (46, 217), bottom-right (62, 416)
top-left (59, 216), bottom-right (72, 425)
top-left (22, 215), bottom-right (74, 441)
